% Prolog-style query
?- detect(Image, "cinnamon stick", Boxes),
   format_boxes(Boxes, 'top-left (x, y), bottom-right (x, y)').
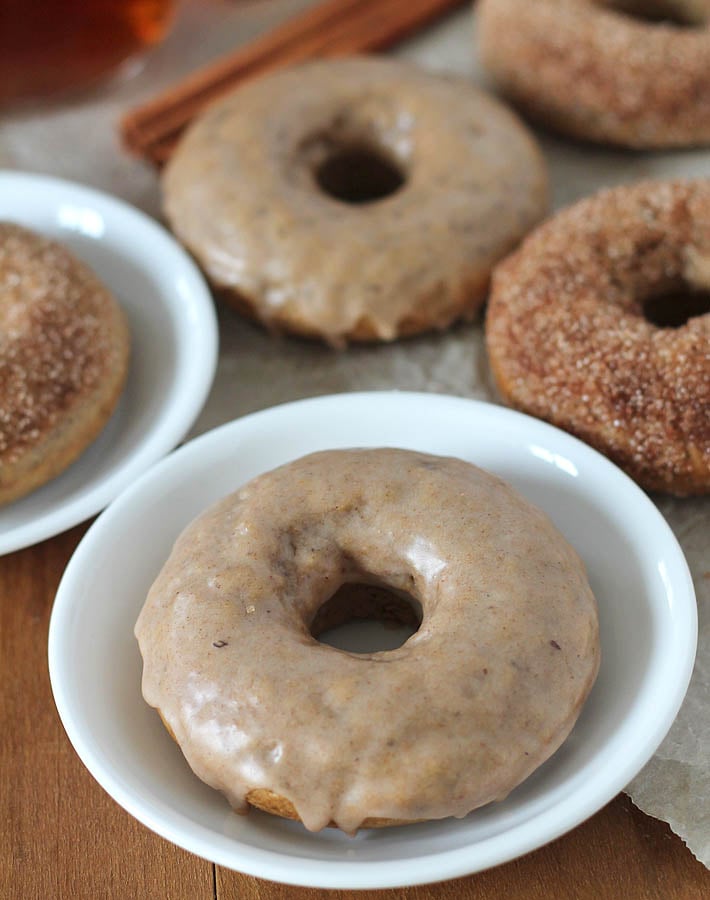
top-left (121, 0), bottom-right (469, 166)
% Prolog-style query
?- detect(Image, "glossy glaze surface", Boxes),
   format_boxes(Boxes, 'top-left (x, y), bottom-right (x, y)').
top-left (163, 58), bottom-right (548, 344)
top-left (136, 448), bottom-right (599, 833)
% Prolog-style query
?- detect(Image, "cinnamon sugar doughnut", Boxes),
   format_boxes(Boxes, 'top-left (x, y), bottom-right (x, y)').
top-left (162, 57), bottom-right (548, 345)
top-left (135, 448), bottom-right (600, 833)
top-left (486, 180), bottom-right (710, 496)
top-left (0, 223), bottom-right (130, 506)
top-left (477, 0), bottom-right (710, 148)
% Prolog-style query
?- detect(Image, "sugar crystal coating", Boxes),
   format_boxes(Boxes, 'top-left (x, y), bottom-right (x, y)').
top-left (0, 223), bottom-right (129, 502)
top-left (486, 180), bottom-right (710, 495)
top-left (478, 0), bottom-right (710, 148)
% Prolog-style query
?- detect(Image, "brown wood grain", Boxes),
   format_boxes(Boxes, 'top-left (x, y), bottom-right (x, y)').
top-left (216, 795), bottom-right (710, 900)
top-left (1, 526), bottom-right (709, 899)
top-left (0, 526), bottom-right (211, 900)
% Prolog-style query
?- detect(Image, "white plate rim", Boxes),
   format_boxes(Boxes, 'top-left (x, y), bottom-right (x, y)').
top-left (48, 391), bottom-right (698, 889)
top-left (0, 169), bottom-right (219, 554)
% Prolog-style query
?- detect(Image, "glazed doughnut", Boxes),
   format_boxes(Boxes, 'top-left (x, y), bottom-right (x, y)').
top-left (135, 448), bottom-right (600, 833)
top-left (162, 57), bottom-right (548, 345)
top-left (477, 0), bottom-right (710, 148)
top-left (486, 180), bottom-right (710, 496)
top-left (0, 223), bottom-right (130, 506)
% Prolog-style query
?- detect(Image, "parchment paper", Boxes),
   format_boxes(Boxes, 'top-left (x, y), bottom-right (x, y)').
top-left (2, 0), bottom-right (708, 866)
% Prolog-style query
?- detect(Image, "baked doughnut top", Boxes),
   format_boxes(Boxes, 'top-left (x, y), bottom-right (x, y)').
top-left (163, 57), bottom-right (547, 344)
top-left (486, 180), bottom-right (710, 495)
top-left (0, 223), bottom-right (129, 505)
top-left (478, 0), bottom-right (710, 148)
top-left (136, 448), bottom-right (600, 833)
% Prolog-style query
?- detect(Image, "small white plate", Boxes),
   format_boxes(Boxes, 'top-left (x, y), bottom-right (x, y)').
top-left (48, 392), bottom-right (697, 889)
top-left (0, 171), bottom-right (218, 554)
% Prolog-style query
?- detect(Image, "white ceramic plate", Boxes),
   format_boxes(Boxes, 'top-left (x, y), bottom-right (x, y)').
top-left (48, 392), bottom-right (697, 889)
top-left (0, 170), bottom-right (218, 554)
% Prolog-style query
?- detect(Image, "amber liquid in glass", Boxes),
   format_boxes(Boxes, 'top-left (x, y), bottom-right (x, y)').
top-left (0, 0), bottom-right (176, 104)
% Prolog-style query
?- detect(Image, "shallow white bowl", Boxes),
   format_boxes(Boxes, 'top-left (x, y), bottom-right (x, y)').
top-left (0, 170), bottom-right (218, 554)
top-left (48, 392), bottom-right (697, 889)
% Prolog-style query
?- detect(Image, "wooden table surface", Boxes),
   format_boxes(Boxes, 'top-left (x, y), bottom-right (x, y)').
top-left (0, 524), bottom-right (708, 899)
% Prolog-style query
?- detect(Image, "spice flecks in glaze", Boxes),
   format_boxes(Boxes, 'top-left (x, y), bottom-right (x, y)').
top-left (162, 57), bottom-right (548, 344)
top-left (135, 449), bottom-right (600, 833)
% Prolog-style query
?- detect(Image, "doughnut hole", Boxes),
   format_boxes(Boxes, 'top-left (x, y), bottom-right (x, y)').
top-left (642, 284), bottom-right (710, 328)
top-left (314, 145), bottom-right (406, 205)
top-left (310, 581), bottom-right (422, 653)
top-left (601, 1), bottom-right (708, 27)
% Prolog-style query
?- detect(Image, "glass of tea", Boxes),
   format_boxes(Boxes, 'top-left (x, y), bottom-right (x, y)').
top-left (0, 0), bottom-right (177, 105)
